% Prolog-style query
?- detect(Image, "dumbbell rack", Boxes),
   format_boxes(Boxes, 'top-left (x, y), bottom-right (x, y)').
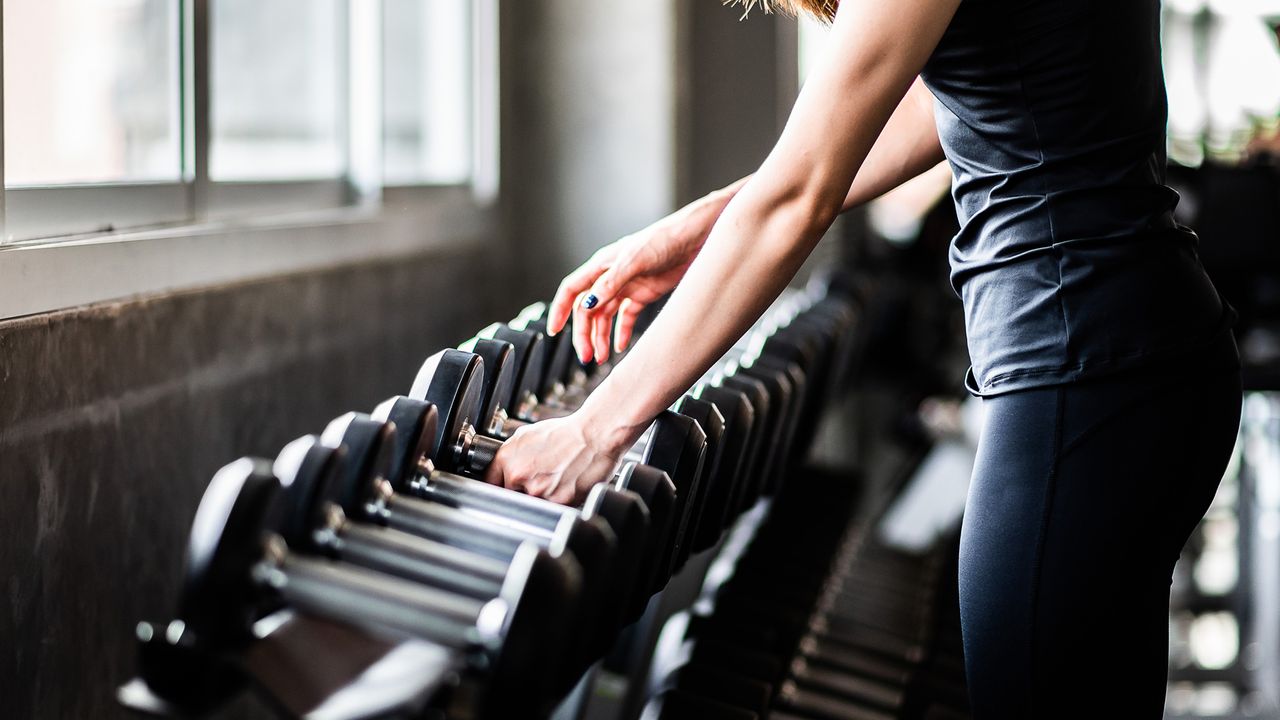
top-left (638, 465), bottom-right (970, 720)
top-left (116, 273), bottom-right (866, 720)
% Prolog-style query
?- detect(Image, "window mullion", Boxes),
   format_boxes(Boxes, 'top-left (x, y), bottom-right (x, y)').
top-left (191, 0), bottom-right (211, 220)
top-left (348, 0), bottom-right (382, 206)
top-left (472, 0), bottom-right (500, 205)
top-left (1, 0), bottom-right (9, 243)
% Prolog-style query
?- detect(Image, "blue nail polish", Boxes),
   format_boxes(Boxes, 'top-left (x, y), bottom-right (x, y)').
top-left (582, 294), bottom-right (599, 309)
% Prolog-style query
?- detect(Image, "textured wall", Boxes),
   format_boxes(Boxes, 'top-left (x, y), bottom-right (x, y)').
top-left (676, 4), bottom-right (796, 203)
top-left (500, 0), bottom-right (679, 299)
top-left (0, 246), bottom-right (502, 718)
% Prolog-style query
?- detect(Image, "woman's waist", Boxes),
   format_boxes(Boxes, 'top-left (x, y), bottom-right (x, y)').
top-left (959, 238), bottom-right (1234, 395)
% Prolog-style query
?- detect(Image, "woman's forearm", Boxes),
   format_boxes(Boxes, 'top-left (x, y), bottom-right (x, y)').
top-left (670, 175), bottom-right (754, 246)
top-left (669, 80), bottom-right (942, 252)
top-left (842, 77), bottom-right (945, 211)
top-left (578, 187), bottom-right (831, 450)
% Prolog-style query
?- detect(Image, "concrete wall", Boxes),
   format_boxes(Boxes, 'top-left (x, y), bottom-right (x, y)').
top-left (497, 2), bottom-right (801, 299)
top-left (0, 246), bottom-right (503, 719)
top-left (500, 0), bottom-right (679, 300)
top-left (675, 4), bottom-right (798, 202)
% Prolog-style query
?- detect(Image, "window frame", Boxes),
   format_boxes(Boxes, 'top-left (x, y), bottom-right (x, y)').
top-left (0, 0), bottom-right (501, 321)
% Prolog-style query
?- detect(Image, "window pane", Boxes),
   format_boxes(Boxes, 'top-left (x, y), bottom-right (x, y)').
top-left (3, 0), bottom-right (180, 186)
top-left (211, 0), bottom-right (346, 181)
top-left (383, 0), bottom-right (472, 185)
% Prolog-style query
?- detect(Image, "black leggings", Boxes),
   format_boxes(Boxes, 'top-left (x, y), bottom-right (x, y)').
top-left (959, 332), bottom-right (1243, 718)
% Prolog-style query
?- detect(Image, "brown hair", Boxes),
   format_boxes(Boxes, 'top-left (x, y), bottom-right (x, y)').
top-left (722, 0), bottom-right (838, 23)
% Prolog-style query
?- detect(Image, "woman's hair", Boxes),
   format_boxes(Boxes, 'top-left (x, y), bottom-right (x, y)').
top-left (723, 0), bottom-right (838, 23)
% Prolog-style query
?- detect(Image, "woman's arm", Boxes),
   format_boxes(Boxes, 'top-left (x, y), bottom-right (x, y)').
top-left (842, 76), bottom-right (945, 210)
top-left (486, 0), bottom-right (961, 502)
top-left (548, 76), bottom-right (944, 363)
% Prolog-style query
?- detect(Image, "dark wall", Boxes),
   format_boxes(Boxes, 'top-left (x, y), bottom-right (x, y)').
top-left (675, 4), bottom-right (796, 203)
top-left (0, 245), bottom-right (503, 718)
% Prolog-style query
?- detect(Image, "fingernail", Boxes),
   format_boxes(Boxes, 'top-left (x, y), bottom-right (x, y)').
top-left (582, 294), bottom-right (599, 309)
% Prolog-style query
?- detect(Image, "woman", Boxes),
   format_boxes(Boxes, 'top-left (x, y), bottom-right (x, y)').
top-left (486, 0), bottom-right (1244, 716)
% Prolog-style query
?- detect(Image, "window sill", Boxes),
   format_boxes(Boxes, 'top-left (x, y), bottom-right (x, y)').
top-left (0, 184), bottom-right (495, 322)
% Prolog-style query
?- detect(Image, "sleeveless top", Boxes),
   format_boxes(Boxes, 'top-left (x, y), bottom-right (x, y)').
top-left (919, 0), bottom-right (1237, 397)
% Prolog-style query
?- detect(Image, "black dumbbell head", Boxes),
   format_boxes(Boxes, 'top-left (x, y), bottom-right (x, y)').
top-left (470, 338), bottom-right (517, 428)
top-left (671, 397), bottom-right (726, 564)
top-left (371, 396), bottom-right (439, 491)
top-left (319, 413), bottom-right (398, 518)
top-left (719, 375), bottom-right (770, 516)
top-left (180, 458), bottom-right (281, 646)
top-left (640, 411), bottom-right (707, 585)
top-left (692, 385), bottom-right (754, 548)
top-left (525, 318), bottom-right (576, 399)
top-left (493, 324), bottom-right (547, 411)
top-left (272, 435), bottom-right (345, 552)
top-left (614, 462), bottom-right (676, 544)
top-left (481, 541), bottom-right (583, 719)
top-left (409, 349), bottom-right (486, 470)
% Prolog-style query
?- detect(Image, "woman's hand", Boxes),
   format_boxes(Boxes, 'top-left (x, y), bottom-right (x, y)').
top-left (546, 176), bottom-right (752, 365)
top-left (482, 413), bottom-right (632, 506)
top-left (547, 222), bottom-right (702, 366)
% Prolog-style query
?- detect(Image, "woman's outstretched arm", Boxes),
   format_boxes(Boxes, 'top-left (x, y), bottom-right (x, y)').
top-left (486, 0), bottom-right (961, 503)
top-left (546, 76), bottom-right (944, 364)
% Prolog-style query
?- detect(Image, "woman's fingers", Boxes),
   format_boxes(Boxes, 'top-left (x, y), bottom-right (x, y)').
top-left (572, 292), bottom-right (597, 363)
top-left (614, 299), bottom-right (645, 352)
top-left (549, 258), bottom-right (609, 336)
top-left (591, 300), bottom-right (617, 363)
top-left (482, 453), bottom-right (516, 489)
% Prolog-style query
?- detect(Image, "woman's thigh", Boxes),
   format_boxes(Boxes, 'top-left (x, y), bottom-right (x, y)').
top-left (958, 355), bottom-right (1242, 718)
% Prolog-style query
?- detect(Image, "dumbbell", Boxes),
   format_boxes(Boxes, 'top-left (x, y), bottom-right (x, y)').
top-left (269, 433), bottom-right (582, 714)
top-left (371, 394), bottom-right (665, 629)
top-left (715, 335), bottom-right (811, 498)
top-left (317, 409), bottom-right (620, 688)
top-left (507, 304), bottom-right (610, 408)
top-left (698, 353), bottom-right (796, 507)
top-left (481, 334), bottom-right (727, 574)
top-left (176, 457), bottom-right (555, 720)
top-left (410, 347), bottom-right (707, 589)
top-left (460, 334), bottom-right (747, 569)
top-left (752, 307), bottom-right (854, 463)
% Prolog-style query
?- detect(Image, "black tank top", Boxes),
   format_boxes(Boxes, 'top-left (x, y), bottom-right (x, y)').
top-left (919, 0), bottom-right (1236, 396)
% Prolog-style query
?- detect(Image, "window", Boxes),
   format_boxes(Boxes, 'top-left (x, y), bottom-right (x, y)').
top-left (210, 0), bottom-right (346, 181)
top-left (383, 0), bottom-right (473, 185)
top-left (5, 0), bottom-right (180, 185)
top-left (0, 0), bottom-right (496, 244)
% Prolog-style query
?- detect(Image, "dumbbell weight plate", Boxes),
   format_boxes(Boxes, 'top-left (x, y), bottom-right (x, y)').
top-left (718, 375), bottom-right (772, 517)
top-left (613, 462), bottom-right (677, 618)
top-left (688, 386), bottom-right (754, 553)
top-left (465, 338), bottom-right (518, 435)
top-left (409, 349), bottom-right (487, 468)
top-left (666, 396), bottom-right (726, 572)
top-left (492, 324), bottom-right (547, 413)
